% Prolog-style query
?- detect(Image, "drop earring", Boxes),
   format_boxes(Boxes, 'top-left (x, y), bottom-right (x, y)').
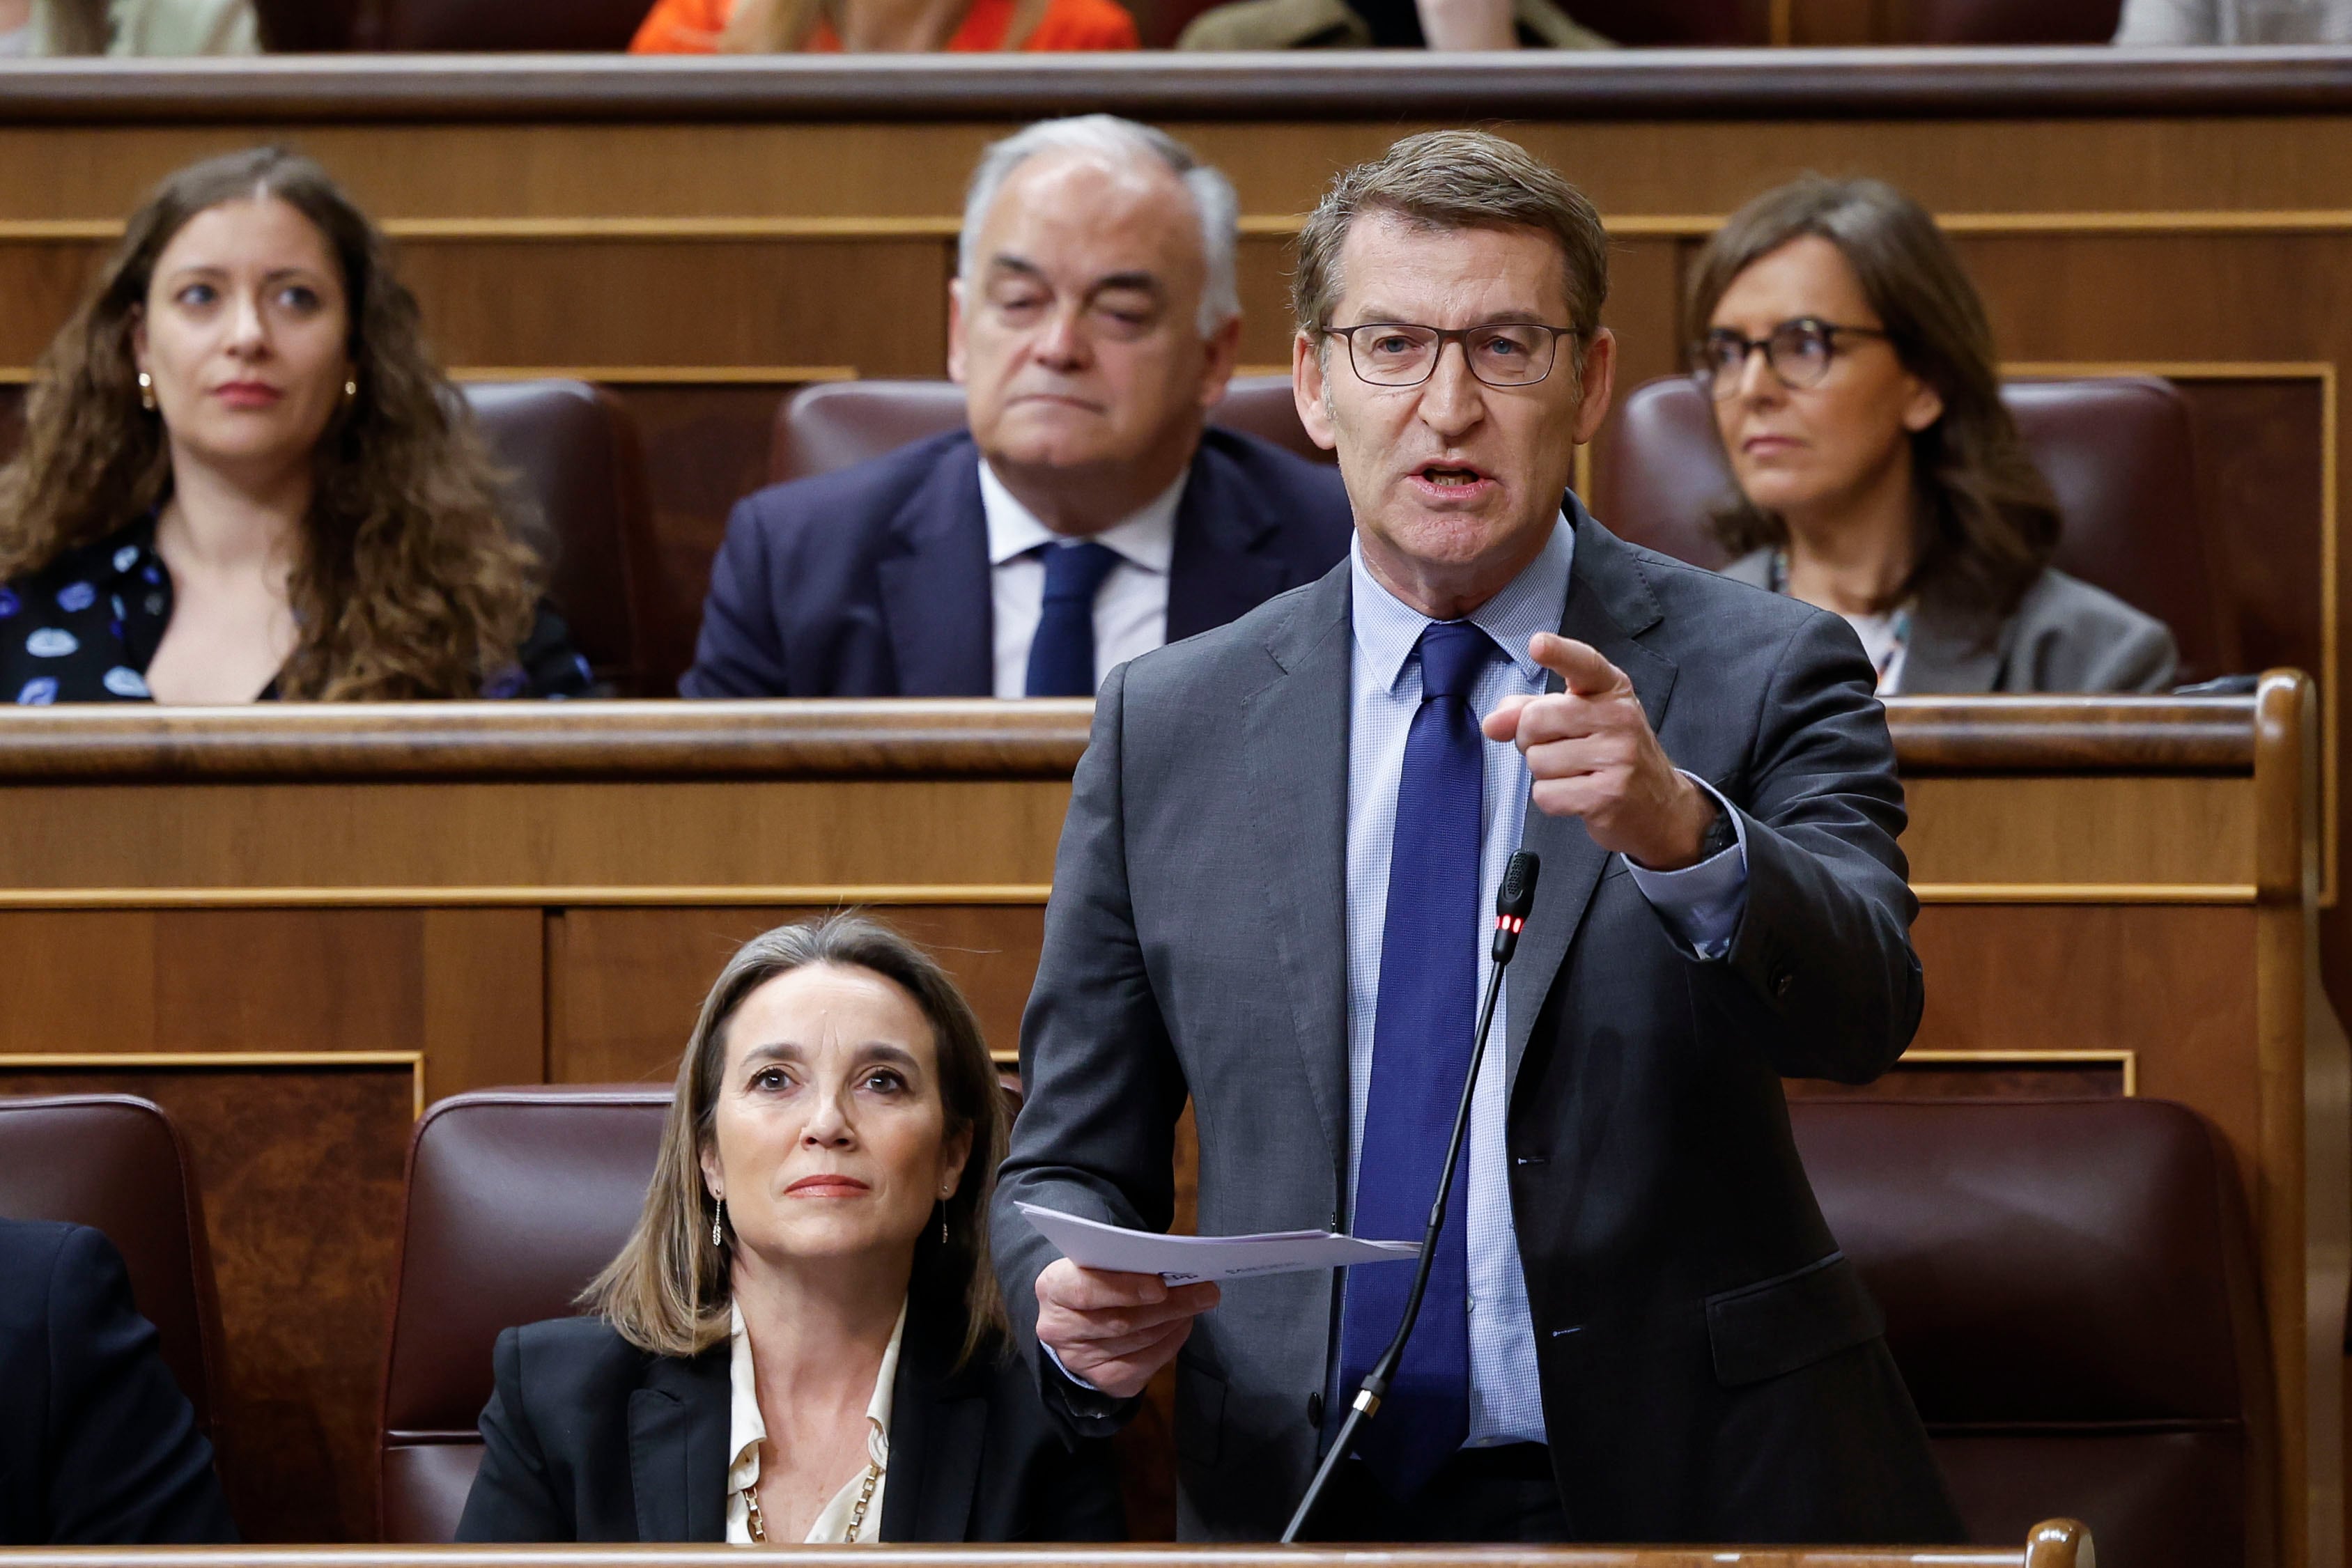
top-left (137, 372), bottom-right (155, 412)
top-left (711, 1197), bottom-right (725, 1248)
top-left (937, 1200), bottom-right (947, 1245)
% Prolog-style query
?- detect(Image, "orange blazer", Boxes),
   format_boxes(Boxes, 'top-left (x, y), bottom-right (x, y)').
top-left (630, 0), bottom-right (1138, 50)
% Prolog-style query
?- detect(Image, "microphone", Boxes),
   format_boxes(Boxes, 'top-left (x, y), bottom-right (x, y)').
top-left (1281, 849), bottom-right (1542, 1543)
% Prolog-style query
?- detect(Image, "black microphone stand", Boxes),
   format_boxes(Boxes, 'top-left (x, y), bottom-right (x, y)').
top-left (1280, 850), bottom-right (1542, 1544)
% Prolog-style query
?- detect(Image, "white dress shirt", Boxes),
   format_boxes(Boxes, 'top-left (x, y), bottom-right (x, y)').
top-left (725, 1299), bottom-right (907, 1545)
top-left (978, 459), bottom-right (1186, 699)
top-left (1342, 517), bottom-right (1748, 1448)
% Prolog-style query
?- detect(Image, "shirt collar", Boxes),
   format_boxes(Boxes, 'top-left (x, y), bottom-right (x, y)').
top-left (978, 456), bottom-right (1185, 573)
top-left (1349, 510), bottom-right (1577, 694)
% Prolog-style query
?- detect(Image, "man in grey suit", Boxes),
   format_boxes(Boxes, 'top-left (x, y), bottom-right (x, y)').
top-left (992, 131), bottom-right (1963, 1545)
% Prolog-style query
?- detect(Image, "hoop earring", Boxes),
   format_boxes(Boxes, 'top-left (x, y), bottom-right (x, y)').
top-left (711, 1197), bottom-right (725, 1248)
top-left (137, 371), bottom-right (155, 412)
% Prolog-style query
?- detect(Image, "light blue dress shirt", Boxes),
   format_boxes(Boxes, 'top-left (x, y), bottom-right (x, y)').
top-left (1342, 514), bottom-right (1748, 1448)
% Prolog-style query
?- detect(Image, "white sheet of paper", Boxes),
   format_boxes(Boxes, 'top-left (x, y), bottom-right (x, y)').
top-left (1017, 1202), bottom-right (1421, 1285)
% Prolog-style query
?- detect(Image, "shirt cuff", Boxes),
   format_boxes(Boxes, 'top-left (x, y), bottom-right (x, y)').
top-left (1042, 1338), bottom-right (1109, 1396)
top-left (1624, 773), bottom-right (1749, 961)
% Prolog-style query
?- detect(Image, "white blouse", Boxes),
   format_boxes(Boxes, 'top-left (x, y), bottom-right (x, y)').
top-left (724, 1299), bottom-right (908, 1545)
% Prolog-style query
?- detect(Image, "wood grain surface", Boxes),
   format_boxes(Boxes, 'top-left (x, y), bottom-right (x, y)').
top-left (0, 1063), bottom-right (413, 1544)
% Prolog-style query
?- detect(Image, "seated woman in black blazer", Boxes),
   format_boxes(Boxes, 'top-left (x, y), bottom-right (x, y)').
top-left (0, 145), bottom-right (586, 705)
top-left (458, 913), bottom-right (1124, 1544)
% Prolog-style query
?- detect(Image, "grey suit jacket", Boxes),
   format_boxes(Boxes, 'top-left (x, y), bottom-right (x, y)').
top-left (1721, 550), bottom-right (2178, 693)
top-left (994, 506), bottom-right (1960, 1544)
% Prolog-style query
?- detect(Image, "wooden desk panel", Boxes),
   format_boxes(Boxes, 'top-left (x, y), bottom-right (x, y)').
top-left (547, 901), bottom-right (1049, 1081)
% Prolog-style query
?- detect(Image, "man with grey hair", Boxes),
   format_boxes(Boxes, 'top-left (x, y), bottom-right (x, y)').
top-left (683, 115), bottom-right (1350, 699)
top-left (996, 130), bottom-right (1962, 1544)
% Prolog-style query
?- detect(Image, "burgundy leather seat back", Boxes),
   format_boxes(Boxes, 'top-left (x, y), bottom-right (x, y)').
top-left (1791, 1096), bottom-right (2271, 1568)
top-left (0, 1094), bottom-right (225, 1444)
top-left (769, 375), bottom-right (1329, 486)
top-left (1898, 0), bottom-right (2122, 40)
top-left (378, 1087), bottom-right (670, 1542)
top-left (373, 0), bottom-right (651, 48)
top-left (1551, 0), bottom-right (1761, 40)
top-left (461, 380), bottom-right (655, 694)
top-left (1591, 374), bottom-right (2236, 684)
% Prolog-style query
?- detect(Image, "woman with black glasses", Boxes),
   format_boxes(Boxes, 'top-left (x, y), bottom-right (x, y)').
top-left (1685, 176), bottom-right (2174, 694)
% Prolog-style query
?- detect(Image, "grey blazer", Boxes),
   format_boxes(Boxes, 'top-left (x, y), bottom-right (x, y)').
top-left (1721, 550), bottom-right (2178, 693)
top-left (995, 505), bottom-right (1960, 1544)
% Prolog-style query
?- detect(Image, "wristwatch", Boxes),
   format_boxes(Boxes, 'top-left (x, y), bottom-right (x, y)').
top-left (1696, 794), bottom-right (1738, 860)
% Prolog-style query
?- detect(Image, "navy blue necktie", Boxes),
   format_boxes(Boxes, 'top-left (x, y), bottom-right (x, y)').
top-left (1338, 619), bottom-right (1496, 1498)
top-left (1023, 541), bottom-right (1122, 697)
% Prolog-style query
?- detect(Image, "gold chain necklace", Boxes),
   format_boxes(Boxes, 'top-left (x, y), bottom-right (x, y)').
top-left (741, 1455), bottom-right (883, 1545)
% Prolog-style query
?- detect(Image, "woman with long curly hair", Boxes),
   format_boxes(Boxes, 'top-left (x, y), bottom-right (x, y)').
top-left (0, 146), bottom-right (589, 704)
top-left (1686, 176), bottom-right (2176, 693)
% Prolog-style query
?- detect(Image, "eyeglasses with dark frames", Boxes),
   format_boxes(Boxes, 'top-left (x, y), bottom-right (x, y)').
top-left (1690, 318), bottom-right (1891, 399)
top-left (1325, 321), bottom-right (1581, 389)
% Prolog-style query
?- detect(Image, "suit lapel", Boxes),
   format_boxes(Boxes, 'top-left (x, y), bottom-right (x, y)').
top-left (1166, 440), bottom-right (1285, 642)
top-left (1241, 563), bottom-right (1355, 1181)
top-left (877, 1296), bottom-right (989, 1544)
top-left (628, 1347), bottom-right (730, 1543)
top-left (876, 442), bottom-right (993, 697)
top-left (1505, 509), bottom-right (1678, 1090)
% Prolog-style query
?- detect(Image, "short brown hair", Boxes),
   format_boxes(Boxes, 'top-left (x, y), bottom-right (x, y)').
top-left (584, 913), bottom-right (1010, 1367)
top-left (1292, 130), bottom-right (1609, 339)
top-left (1685, 176), bottom-right (2060, 616)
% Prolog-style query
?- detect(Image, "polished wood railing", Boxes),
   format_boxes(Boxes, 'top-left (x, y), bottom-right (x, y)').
top-left (0, 1520), bottom-right (2096, 1568)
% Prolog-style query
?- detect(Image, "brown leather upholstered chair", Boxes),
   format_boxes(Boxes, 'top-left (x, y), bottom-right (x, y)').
top-left (253, 0), bottom-right (364, 48)
top-left (0, 1094), bottom-right (226, 1447)
top-left (768, 375), bottom-right (1330, 486)
top-left (1895, 0), bottom-right (2122, 39)
top-left (1791, 1096), bottom-right (2272, 1568)
top-left (1590, 374), bottom-right (2237, 684)
top-left (378, 1086), bottom-right (670, 1542)
top-left (373, 0), bottom-right (651, 48)
top-left (461, 380), bottom-right (657, 695)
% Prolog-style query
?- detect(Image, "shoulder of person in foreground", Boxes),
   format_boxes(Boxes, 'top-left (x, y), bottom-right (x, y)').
top-left (1604, 522), bottom-right (1868, 679)
top-left (0, 1218), bottom-right (238, 1545)
top-left (2004, 566), bottom-right (2181, 694)
top-left (1191, 426), bottom-right (1354, 550)
top-left (681, 430), bottom-right (978, 697)
top-left (1602, 525), bottom-right (1924, 1080)
top-left (457, 1315), bottom-right (667, 1542)
top-left (1025, 0), bottom-right (1141, 48)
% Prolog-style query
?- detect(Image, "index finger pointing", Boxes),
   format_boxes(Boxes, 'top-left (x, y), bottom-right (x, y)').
top-left (1529, 632), bottom-right (1626, 697)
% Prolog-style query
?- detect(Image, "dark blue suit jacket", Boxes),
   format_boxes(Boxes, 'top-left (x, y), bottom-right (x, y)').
top-left (0, 1220), bottom-right (236, 1545)
top-left (681, 426), bottom-right (1354, 697)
